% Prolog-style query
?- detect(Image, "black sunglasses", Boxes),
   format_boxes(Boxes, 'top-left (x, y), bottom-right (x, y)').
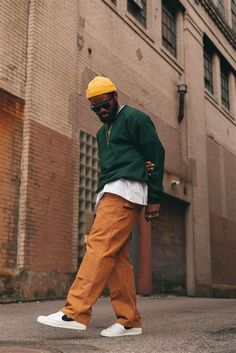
top-left (90, 97), bottom-right (113, 113)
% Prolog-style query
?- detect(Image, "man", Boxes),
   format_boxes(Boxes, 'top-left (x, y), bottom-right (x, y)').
top-left (37, 76), bottom-right (165, 337)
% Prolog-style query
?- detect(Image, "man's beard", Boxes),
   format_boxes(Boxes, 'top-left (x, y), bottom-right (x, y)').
top-left (98, 101), bottom-right (119, 124)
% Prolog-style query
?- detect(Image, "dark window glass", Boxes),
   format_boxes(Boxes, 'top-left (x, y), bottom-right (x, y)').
top-left (111, 0), bottom-right (117, 4)
top-left (204, 48), bottom-right (214, 93)
top-left (162, 0), bottom-right (177, 57)
top-left (127, 0), bottom-right (146, 27)
top-left (218, 0), bottom-right (225, 17)
top-left (232, 0), bottom-right (236, 32)
top-left (221, 63), bottom-right (230, 110)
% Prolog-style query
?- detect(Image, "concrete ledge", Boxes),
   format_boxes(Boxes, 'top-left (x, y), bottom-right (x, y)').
top-left (195, 284), bottom-right (213, 297)
top-left (0, 269), bottom-right (75, 303)
top-left (212, 284), bottom-right (236, 298)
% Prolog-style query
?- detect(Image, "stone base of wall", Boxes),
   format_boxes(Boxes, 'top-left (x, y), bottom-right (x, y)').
top-left (0, 89), bottom-right (24, 270)
top-left (0, 269), bottom-right (75, 303)
top-left (212, 284), bottom-right (236, 298)
top-left (189, 284), bottom-right (236, 298)
top-left (194, 284), bottom-right (213, 297)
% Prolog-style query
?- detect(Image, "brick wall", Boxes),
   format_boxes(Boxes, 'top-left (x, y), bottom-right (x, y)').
top-left (0, 0), bottom-right (235, 300)
top-left (0, 0), bottom-right (79, 299)
top-left (0, 90), bottom-right (24, 269)
top-left (22, 120), bottom-right (74, 273)
top-left (152, 195), bottom-right (187, 294)
top-left (0, 0), bottom-right (28, 98)
top-left (207, 136), bottom-right (236, 297)
top-left (18, 0), bottom-right (80, 276)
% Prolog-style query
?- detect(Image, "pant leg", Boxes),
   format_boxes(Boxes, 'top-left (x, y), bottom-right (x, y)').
top-left (61, 193), bottom-right (140, 325)
top-left (107, 237), bottom-right (142, 328)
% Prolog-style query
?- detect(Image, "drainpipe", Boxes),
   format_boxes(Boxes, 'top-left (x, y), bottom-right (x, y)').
top-left (177, 84), bottom-right (188, 123)
top-left (137, 208), bottom-right (152, 295)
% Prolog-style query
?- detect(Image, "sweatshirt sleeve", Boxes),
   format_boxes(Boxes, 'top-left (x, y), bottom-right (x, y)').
top-left (128, 112), bottom-right (165, 204)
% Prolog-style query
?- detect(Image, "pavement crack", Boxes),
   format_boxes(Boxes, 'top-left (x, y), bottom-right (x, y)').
top-left (0, 341), bottom-right (105, 353)
top-left (209, 327), bottom-right (236, 336)
top-left (0, 341), bottom-right (63, 353)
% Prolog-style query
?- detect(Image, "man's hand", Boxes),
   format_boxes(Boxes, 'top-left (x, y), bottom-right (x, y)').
top-left (145, 161), bottom-right (160, 221)
top-left (145, 204), bottom-right (160, 222)
top-left (145, 161), bottom-right (155, 176)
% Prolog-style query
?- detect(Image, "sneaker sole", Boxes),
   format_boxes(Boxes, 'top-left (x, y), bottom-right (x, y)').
top-left (101, 328), bottom-right (142, 337)
top-left (37, 317), bottom-right (86, 330)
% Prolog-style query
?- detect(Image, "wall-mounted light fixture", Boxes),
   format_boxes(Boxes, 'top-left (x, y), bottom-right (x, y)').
top-left (171, 179), bottom-right (180, 189)
top-left (177, 84), bottom-right (187, 123)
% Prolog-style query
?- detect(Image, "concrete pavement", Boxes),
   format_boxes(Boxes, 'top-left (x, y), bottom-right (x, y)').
top-left (0, 296), bottom-right (236, 353)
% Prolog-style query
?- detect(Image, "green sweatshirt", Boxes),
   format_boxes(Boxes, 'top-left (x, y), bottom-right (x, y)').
top-left (96, 105), bottom-right (165, 204)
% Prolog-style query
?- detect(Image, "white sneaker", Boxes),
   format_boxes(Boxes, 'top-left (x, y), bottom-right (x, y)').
top-left (100, 323), bottom-right (142, 337)
top-left (37, 311), bottom-right (86, 330)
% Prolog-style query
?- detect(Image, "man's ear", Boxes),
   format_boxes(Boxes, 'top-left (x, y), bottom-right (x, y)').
top-left (112, 92), bottom-right (118, 103)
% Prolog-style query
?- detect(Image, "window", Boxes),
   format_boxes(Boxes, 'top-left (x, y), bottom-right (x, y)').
top-left (203, 36), bottom-right (233, 114)
top-left (110, 0), bottom-right (117, 4)
top-left (221, 62), bottom-right (230, 110)
top-left (204, 46), bottom-right (214, 93)
top-left (218, 0), bottom-right (225, 17)
top-left (232, 0), bottom-right (236, 32)
top-left (162, 0), bottom-right (177, 57)
top-left (78, 131), bottom-right (99, 257)
top-left (127, 0), bottom-right (146, 27)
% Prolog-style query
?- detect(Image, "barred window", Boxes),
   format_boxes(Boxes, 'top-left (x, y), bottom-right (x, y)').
top-left (232, 0), bottom-right (236, 32)
top-left (204, 48), bottom-right (214, 94)
top-left (221, 63), bottom-right (230, 110)
top-left (127, 0), bottom-right (147, 27)
top-left (218, 0), bottom-right (225, 17)
top-left (162, 0), bottom-right (177, 57)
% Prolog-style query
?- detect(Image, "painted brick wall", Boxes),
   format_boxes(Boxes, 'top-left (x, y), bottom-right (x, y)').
top-left (22, 120), bottom-right (74, 273)
top-left (0, 89), bottom-right (24, 269)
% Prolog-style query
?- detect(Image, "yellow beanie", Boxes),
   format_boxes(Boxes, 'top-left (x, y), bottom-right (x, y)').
top-left (86, 76), bottom-right (117, 99)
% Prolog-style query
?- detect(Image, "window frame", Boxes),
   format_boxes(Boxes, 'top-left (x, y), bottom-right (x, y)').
top-left (127, 0), bottom-right (147, 28)
top-left (218, 0), bottom-right (225, 17)
top-left (162, 0), bottom-right (177, 57)
top-left (232, 0), bottom-right (236, 32)
top-left (204, 45), bottom-right (214, 94)
top-left (220, 61), bottom-right (230, 110)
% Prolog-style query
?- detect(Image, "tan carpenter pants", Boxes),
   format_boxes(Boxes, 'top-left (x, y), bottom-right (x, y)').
top-left (61, 193), bottom-right (142, 328)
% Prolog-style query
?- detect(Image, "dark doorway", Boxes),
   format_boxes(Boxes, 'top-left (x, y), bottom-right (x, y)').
top-left (152, 194), bottom-right (187, 295)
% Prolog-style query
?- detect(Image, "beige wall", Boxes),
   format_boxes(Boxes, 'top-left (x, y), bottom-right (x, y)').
top-left (0, 0), bottom-right (28, 98)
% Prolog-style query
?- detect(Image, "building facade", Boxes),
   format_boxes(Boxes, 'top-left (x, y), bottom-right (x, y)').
top-left (0, 0), bottom-right (235, 301)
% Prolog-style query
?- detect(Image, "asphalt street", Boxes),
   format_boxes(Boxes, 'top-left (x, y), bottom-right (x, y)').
top-left (0, 296), bottom-right (236, 353)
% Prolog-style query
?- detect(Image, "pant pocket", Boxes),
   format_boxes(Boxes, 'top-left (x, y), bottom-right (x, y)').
top-left (109, 288), bottom-right (121, 299)
top-left (77, 253), bottom-right (99, 282)
top-left (123, 200), bottom-right (134, 209)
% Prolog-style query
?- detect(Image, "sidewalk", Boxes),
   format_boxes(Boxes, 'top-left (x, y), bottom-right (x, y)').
top-left (0, 296), bottom-right (236, 353)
